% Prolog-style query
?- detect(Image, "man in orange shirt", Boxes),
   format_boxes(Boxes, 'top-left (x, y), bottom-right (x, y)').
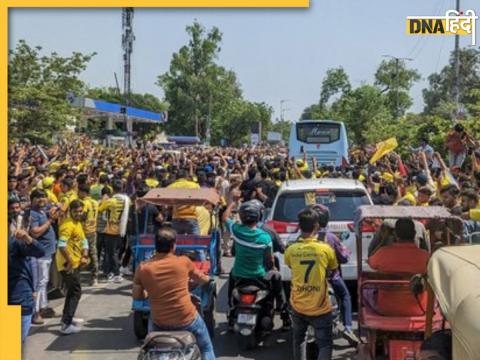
top-left (132, 227), bottom-right (215, 360)
top-left (368, 218), bottom-right (429, 316)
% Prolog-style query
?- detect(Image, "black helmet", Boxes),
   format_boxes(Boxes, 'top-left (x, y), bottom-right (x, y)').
top-left (239, 200), bottom-right (265, 224)
top-left (307, 204), bottom-right (330, 228)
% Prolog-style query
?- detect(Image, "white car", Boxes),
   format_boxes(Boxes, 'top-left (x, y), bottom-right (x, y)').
top-left (265, 178), bottom-right (373, 282)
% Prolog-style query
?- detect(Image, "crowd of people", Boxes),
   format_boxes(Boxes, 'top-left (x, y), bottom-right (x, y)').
top-left (7, 123), bottom-right (480, 359)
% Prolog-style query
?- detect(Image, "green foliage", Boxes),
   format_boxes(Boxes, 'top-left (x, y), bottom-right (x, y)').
top-left (423, 48), bottom-right (480, 114)
top-left (374, 59), bottom-right (421, 118)
top-left (8, 40), bottom-right (95, 144)
top-left (330, 85), bottom-right (392, 145)
top-left (157, 21), bottom-right (243, 139)
top-left (211, 100), bottom-right (273, 146)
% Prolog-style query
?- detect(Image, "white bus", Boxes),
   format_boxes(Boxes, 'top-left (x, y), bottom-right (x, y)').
top-left (288, 120), bottom-right (349, 167)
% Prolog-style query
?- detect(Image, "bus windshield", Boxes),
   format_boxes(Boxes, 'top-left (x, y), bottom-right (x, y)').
top-left (296, 122), bottom-right (340, 144)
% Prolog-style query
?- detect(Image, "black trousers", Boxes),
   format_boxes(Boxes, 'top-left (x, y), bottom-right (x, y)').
top-left (60, 269), bottom-right (82, 326)
top-left (103, 234), bottom-right (122, 276)
top-left (119, 236), bottom-right (131, 268)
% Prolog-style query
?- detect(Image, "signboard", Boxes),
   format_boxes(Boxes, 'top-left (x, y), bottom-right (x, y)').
top-left (267, 131), bottom-right (282, 142)
top-left (251, 133), bottom-right (259, 145)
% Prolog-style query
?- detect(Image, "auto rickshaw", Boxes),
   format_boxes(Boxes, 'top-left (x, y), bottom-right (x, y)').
top-left (425, 245), bottom-right (480, 360)
top-left (354, 205), bottom-right (464, 360)
top-left (131, 188), bottom-right (221, 340)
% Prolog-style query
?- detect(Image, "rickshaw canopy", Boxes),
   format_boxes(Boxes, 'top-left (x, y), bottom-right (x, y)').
top-left (354, 205), bottom-right (455, 222)
top-left (136, 188), bottom-right (220, 207)
top-left (428, 245), bottom-right (480, 360)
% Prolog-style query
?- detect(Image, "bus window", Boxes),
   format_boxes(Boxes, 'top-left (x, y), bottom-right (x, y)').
top-left (296, 122), bottom-right (340, 144)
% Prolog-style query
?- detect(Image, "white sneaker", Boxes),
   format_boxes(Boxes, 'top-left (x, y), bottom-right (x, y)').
top-left (72, 318), bottom-right (85, 326)
top-left (113, 275), bottom-right (123, 283)
top-left (120, 266), bottom-right (133, 276)
top-left (61, 323), bottom-right (81, 335)
top-left (107, 273), bottom-right (114, 282)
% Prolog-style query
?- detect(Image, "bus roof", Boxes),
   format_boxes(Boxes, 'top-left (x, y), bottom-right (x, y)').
top-left (296, 119), bottom-right (344, 125)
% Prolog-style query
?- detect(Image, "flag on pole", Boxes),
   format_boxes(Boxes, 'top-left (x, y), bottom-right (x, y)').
top-left (369, 137), bottom-right (398, 164)
top-left (398, 158), bottom-right (408, 177)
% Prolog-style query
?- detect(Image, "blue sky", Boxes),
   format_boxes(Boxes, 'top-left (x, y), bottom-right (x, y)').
top-left (9, 0), bottom-right (479, 121)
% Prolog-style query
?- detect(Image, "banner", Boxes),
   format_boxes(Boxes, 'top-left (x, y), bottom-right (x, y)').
top-left (369, 137), bottom-right (398, 164)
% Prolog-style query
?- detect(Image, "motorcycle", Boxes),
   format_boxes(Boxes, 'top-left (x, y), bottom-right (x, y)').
top-left (230, 278), bottom-right (275, 350)
top-left (137, 331), bottom-right (201, 360)
top-left (306, 285), bottom-right (341, 360)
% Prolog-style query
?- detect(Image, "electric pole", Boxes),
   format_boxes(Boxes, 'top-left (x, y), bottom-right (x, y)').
top-left (382, 55), bottom-right (413, 120)
top-left (280, 99), bottom-right (290, 121)
top-left (122, 8), bottom-right (135, 147)
top-left (453, 0), bottom-right (461, 118)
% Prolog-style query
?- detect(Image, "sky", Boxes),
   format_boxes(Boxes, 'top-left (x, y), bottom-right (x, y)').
top-left (9, 0), bottom-right (479, 122)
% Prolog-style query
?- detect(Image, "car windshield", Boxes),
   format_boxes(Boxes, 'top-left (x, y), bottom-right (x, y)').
top-left (273, 190), bottom-right (370, 222)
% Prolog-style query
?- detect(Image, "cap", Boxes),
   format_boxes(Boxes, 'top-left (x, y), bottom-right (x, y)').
top-left (42, 176), bottom-right (55, 188)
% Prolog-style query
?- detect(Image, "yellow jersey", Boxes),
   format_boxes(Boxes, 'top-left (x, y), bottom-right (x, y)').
top-left (285, 237), bottom-right (338, 316)
top-left (98, 195), bottom-right (128, 236)
top-left (56, 218), bottom-right (87, 271)
top-left (196, 206), bottom-right (211, 236)
top-left (167, 179), bottom-right (200, 219)
top-left (81, 197), bottom-right (98, 235)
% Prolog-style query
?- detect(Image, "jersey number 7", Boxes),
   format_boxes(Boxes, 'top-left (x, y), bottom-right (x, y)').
top-left (299, 260), bottom-right (316, 283)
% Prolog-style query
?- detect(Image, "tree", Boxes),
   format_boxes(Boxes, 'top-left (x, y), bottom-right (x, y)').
top-left (331, 85), bottom-right (392, 145)
top-left (211, 100), bottom-right (273, 146)
top-left (301, 67), bottom-right (351, 120)
top-left (423, 48), bottom-right (480, 114)
top-left (157, 21), bottom-right (242, 139)
top-left (374, 59), bottom-right (420, 118)
top-left (8, 40), bottom-right (95, 144)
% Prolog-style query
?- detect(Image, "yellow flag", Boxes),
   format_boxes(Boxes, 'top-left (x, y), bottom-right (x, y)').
top-left (369, 137), bottom-right (398, 164)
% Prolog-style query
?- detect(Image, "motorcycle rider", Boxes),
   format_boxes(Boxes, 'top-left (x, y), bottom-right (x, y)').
top-left (285, 207), bottom-right (338, 360)
top-left (132, 226), bottom-right (215, 360)
top-left (307, 204), bottom-right (360, 346)
top-left (222, 192), bottom-right (287, 329)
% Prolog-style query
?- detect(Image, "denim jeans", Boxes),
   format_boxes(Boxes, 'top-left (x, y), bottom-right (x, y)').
top-left (21, 314), bottom-right (32, 342)
top-left (172, 219), bottom-right (200, 235)
top-left (330, 277), bottom-right (352, 328)
top-left (448, 150), bottom-right (466, 168)
top-left (149, 313), bottom-right (215, 360)
top-left (291, 309), bottom-right (333, 360)
top-left (34, 257), bottom-right (52, 313)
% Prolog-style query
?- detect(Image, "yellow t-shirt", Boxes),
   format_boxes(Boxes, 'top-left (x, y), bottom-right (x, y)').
top-left (285, 237), bottom-right (338, 316)
top-left (98, 195), bottom-right (127, 235)
top-left (167, 179), bottom-right (200, 219)
top-left (196, 206), bottom-right (211, 236)
top-left (81, 197), bottom-right (98, 235)
top-left (45, 189), bottom-right (58, 204)
top-left (56, 218), bottom-right (87, 271)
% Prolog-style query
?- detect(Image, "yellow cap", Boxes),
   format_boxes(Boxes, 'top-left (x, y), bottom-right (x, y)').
top-left (359, 174), bottom-right (366, 182)
top-left (42, 176), bottom-right (55, 188)
top-left (145, 178), bottom-right (159, 188)
top-left (470, 208), bottom-right (480, 221)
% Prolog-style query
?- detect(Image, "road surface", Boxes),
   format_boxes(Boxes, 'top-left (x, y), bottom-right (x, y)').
top-left (25, 257), bottom-right (358, 360)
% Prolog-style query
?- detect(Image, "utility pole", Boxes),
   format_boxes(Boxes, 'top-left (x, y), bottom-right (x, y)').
top-left (122, 7), bottom-right (134, 147)
top-left (382, 55), bottom-right (413, 120)
top-left (453, 0), bottom-right (461, 118)
top-left (280, 99), bottom-right (290, 121)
